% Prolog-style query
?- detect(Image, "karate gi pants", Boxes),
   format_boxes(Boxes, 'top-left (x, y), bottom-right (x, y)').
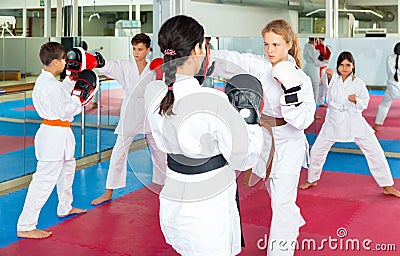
top-left (375, 87), bottom-right (400, 125)
top-left (17, 159), bottom-right (76, 231)
top-left (308, 132), bottom-right (394, 187)
top-left (106, 133), bottom-right (166, 189)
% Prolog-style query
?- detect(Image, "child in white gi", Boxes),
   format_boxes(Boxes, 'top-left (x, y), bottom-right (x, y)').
top-left (300, 51), bottom-right (400, 197)
top-left (211, 20), bottom-right (315, 256)
top-left (17, 42), bottom-right (87, 239)
top-left (144, 15), bottom-right (263, 255)
top-left (303, 37), bottom-right (325, 103)
top-left (373, 42), bottom-right (400, 131)
top-left (91, 33), bottom-right (167, 205)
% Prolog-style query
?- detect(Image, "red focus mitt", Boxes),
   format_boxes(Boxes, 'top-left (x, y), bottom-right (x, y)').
top-left (150, 58), bottom-right (164, 80)
top-left (66, 47), bottom-right (104, 79)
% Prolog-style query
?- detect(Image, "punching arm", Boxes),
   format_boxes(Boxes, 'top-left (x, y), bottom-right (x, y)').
top-left (272, 61), bottom-right (303, 107)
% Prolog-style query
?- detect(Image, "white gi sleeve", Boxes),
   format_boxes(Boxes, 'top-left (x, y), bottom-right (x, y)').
top-left (97, 60), bottom-right (129, 90)
top-left (281, 74), bottom-right (316, 130)
top-left (386, 55), bottom-right (397, 84)
top-left (211, 50), bottom-right (265, 79)
top-left (50, 84), bottom-right (82, 120)
top-left (61, 76), bottom-right (75, 92)
top-left (352, 79), bottom-right (370, 111)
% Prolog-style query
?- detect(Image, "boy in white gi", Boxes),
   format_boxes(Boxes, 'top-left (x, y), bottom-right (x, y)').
top-left (91, 33), bottom-right (167, 205)
top-left (17, 42), bottom-right (93, 239)
top-left (300, 51), bottom-right (400, 197)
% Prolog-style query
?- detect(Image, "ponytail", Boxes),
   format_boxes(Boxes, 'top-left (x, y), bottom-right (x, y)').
top-left (395, 54), bottom-right (399, 82)
top-left (290, 35), bottom-right (302, 68)
top-left (158, 54), bottom-right (177, 115)
top-left (157, 15), bottom-right (204, 116)
top-left (393, 42), bottom-right (400, 82)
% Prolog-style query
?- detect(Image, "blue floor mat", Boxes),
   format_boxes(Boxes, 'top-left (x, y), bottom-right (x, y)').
top-left (306, 133), bottom-right (400, 153)
top-left (0, 120), bottom-right (146, 183)
top-left (368, 89), bottom-right (385, 96)
top-left (1, 98), bottom-right (119, 126)
top-left (0, 80), bottom-right (122, 126)
top-left (0, 147), bottom-right (153, 248)
top-left (307, 150), bottom-right (400, 178)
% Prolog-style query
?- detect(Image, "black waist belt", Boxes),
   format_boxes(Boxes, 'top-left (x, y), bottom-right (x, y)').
top-left (167, 154), bottom-right (227, 175)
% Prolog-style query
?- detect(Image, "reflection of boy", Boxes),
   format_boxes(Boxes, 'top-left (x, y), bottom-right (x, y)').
top-left (91, 33), bottom-right (166, 205)
top-left (17, 42), bottom-right (87, 239)
top-left (205, 37), bottom-right (215, 50)
top-left (315, 38), bottom-right (331, 106)
top-left (202, 37), bottom-right (215, 87)
top-left (303, 37), bottom-right (324, 102)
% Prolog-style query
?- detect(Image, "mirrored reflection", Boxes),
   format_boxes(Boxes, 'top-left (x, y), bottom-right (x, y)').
top-left (212, 36), bottom-right (400, 154)
top-left (0, 91), bottom-right (33, 182)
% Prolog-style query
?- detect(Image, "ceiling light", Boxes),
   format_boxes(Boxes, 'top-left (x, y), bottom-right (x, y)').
top-left (306, 9), bottom-right (383, 19)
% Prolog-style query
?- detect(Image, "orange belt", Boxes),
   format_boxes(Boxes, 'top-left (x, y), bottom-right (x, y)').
top-left (42, 119), bottom-right (71, 128)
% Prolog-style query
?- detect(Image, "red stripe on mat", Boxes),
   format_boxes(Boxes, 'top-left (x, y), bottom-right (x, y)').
top-left (2, 171), bottom-right (399, 255)
top-left (13, 88), bottom-right (125, 117)
top-left (364, 95), bottom-right (400, 140)
top-left (0, 136), bottom-right (34, 154)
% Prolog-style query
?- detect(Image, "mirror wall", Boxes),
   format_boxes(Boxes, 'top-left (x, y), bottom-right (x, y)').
top-left (0, 1), bottom-right (153, 182)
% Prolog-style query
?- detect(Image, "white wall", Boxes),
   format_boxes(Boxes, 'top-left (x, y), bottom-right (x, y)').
top-left (81, 37), bottom-right (131, 60)
top-left (182, 1), bottom-right (297, 37)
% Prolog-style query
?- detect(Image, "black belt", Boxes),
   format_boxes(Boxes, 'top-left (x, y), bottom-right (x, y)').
top-left (167, 154), bottom-right (227, 175)
top-left (167, 153), bottom-right (245, 247)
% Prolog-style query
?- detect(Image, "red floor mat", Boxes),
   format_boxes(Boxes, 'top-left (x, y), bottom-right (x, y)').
top-left (14, 88), bottom-right (125, 117)
top-left (0, 135), bottom-right (34, 154)
top-left (2, 170), bottom-right (400, 255)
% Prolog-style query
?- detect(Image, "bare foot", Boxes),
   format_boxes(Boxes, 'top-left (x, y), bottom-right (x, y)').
top-left (17, 229), bottom-right (52, 239)
top-left (372, 124), bottom-right (379, 132)
top-left (91, 189), bottom-right (113, 205)
top-left (383, 186), bottom-right (400, 197)
top-left (92, 102), bottom-right (98, 108)
top-left (58, 207), bottom-right (87, 218)
top-left (314, 114), bottom-right (322, 119)
top-left (299, 181), bottom-right (318, 189)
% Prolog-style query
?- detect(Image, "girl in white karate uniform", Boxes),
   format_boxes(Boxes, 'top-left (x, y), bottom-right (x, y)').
top-left (144, 15), bottom-right (264, 256)
top-left (373, 42), bottom-right (400, 131)
top-left (17, 42), bottom-right (86, 239)
top-left (91, 34), bottom-right (167, 205)
top-left (300, 51), bottom-right (400, 197)
top-left (212, 20), bottom-right (316, 256)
